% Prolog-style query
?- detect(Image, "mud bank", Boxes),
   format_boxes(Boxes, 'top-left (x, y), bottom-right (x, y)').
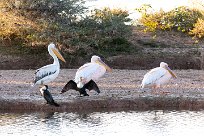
top-left (0, 69), bottom-right (204, 112)
top-left (0, 47), bottom-right (203, 70)
top-left (1, 97), bottom-right (204, 112)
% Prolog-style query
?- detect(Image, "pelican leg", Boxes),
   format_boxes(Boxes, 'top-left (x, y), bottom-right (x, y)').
top-left (152, 86), bottom-right (170, 95)
top-left (159, 90), bottom-right (170, 95)
top-left (151, 85), bottom-right (158, 94)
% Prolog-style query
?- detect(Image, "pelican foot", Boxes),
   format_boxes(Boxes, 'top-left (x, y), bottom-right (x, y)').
top-left (159, 91), bottom-right (170, 95)
top-left (151, 90), bottom-right (159, 95)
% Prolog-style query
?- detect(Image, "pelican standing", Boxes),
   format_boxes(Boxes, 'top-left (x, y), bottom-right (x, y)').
top-left (61, 55), bottom-right (112, 96)
top-left (33, 43), bottom-right (66, 86)
top-left (33, 43), bottom-right (66, 105)
top-left (141, 62), bottom-right (177, 94)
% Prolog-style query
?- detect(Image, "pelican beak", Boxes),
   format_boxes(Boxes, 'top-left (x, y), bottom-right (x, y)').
top-left (52, 48), bottom-right (66, 62)
top-left (96, 59), bottom-right (112, 72)
top-left (165, 66), bottom-right (177, 78)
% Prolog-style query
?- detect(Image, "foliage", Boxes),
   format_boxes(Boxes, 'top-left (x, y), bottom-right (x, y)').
top-left (163, 6), bottom-right (203, 32)
top-left (189, 18), bottom-right (204, 38)
top-left (136, 5), bottom-right (203, 33)
top-left (0, 1), bottom-right (133, 56)
top-left (71, 7), bottom-right (132, 55)
top-left (0, 0), bottom-right (87, 47)
top-left (1, 0), bottom-right (86, 23)
top-left (0, 10), bottom-right (41, 45)
top-left (92, 7), bottom-right (131, 37)
top-left (136, 4), bottom-right (164, 32)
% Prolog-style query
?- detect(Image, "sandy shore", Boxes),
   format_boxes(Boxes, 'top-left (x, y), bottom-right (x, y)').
top-left (0, 69), bottom-right (204, 112)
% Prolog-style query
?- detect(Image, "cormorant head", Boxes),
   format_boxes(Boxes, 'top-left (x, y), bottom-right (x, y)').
top-left (40, 85), bottom-right (48, 91)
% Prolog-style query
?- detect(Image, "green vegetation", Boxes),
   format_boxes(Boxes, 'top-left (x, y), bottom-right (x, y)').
top-left (71, 7), bottom-right (132, 56)
top-left (0, 0), bottom-right (204, 58)
top-left (0, 0), bottom-right (132, 57)
top-left (136, 4), bottom-right (204, 38)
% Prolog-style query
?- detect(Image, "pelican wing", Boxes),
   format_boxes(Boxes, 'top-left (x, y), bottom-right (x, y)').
top-left (75, 63), bottom-right (106, 84)
top-left (34, 64), bottom-right (58, 85)
top-left (142, 67), bottom-right (167, 86)
top-left (77, 63), bottom-right (90, 72)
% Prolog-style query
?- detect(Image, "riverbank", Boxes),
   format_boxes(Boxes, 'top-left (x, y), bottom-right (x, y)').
top-left (0, 69), bottom-right (203, 112)
top-left (0, 28), bottom-right (203, 70)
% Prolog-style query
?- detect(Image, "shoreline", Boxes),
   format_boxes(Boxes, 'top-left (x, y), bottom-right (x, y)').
top-left (0, 69), bottom-right (203, 112)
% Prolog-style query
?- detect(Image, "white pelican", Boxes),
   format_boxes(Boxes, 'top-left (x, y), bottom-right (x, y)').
top-left (61, 55), bottom-right (112, 96)
top-left (33, 43), bottom-right (66, 86)
top-left (141, 62), bottom-right (177, 93)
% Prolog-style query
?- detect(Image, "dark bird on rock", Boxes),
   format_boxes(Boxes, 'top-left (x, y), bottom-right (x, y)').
top-left (61, 79), bottom-right (100, 96)
top-left (40, 85), bottom-right (60, 107)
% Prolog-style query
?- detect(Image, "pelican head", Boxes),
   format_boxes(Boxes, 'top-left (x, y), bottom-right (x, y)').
top-left (91, 55), bottom-right (112, 72)
top-left (48, 43), bottom-right (66, 62)
top-left (160, 62), bottom-right (177, 78)
top-left (160, 62), bottom-right (168, 68)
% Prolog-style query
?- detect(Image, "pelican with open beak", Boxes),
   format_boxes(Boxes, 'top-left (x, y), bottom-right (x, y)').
top-left (33, 43), bottom-right (66, 86)
top-left (141, 62), bottom-right (177, 94)
top-left (61, 55), bottom-right (111, 96)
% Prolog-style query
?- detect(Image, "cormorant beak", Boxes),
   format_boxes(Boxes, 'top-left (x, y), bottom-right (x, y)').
top-left (96, 59), bottom-right (112, 72)
top-left (52, 48), bottom-right (66, 62)
top-left (165, 66), bottom-right (177, 78)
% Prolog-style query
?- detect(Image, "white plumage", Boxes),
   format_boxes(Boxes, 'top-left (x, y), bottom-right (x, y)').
top-left (141, 62), bottom-right (177, 90)
top-left (74, 55), bottom-right (112, 88)
top-left (33, 43), bottom-right (66, 86)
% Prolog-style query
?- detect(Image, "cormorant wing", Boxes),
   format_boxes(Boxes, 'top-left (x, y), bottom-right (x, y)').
top-left (61, 80), bottom-right (77, 93)
top-left (43, 89), bottom-right (54, 103)
top-left (83, 80), bottom-right (100, 93)
top-left (43, 89), bottom-right (59, 107)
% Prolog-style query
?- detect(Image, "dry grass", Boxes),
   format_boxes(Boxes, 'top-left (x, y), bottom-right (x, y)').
top-left (0, 10), bottom-right (41, 40)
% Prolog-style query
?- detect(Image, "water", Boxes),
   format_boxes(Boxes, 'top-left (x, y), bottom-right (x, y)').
top-left (0, 110), bottom-right (204, 136)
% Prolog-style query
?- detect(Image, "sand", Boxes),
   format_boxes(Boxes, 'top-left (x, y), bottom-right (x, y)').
top-left (0, 69), bottom-right (204, 112)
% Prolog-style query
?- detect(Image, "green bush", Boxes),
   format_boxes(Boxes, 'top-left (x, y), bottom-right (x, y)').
top-left (69, 7), bottom-right (133, 56)
top-left (0, 1), bottom-right (133, 56)
top-left (137, 5), bottom-right (203, 33)
top-left (163, 6), bottom-right (203, 32)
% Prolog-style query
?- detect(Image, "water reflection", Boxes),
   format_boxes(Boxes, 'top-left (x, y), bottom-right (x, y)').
top-left (0, 110), bottom-right (204, 136)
